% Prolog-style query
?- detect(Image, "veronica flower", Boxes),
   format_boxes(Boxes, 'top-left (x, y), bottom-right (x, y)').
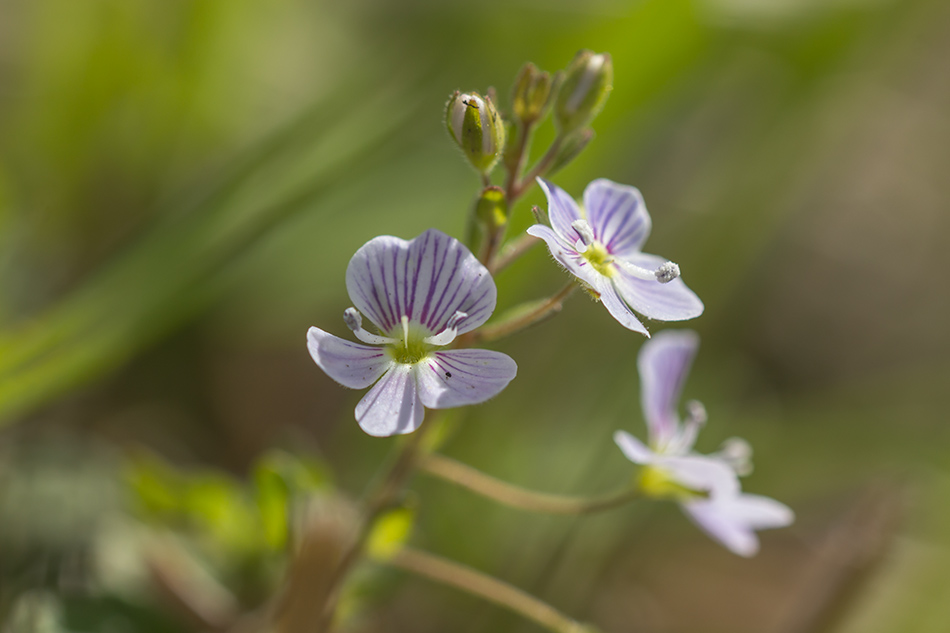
top-left (527, 178), bottom-right (703, 336)
top-left (614, 330), bottom-right (793, 556)
top-left (307, 229), bottom-right (517, 437)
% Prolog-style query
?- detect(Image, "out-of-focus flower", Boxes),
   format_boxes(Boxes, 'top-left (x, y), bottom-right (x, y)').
top-left (614, 330), bottom-right (793, 556)
top-left (527, 179), bottom-right (703, 335)
top-left (554, 50), bottom-right (612, 134)
top-left (307, 229), bottom-right (517, 437)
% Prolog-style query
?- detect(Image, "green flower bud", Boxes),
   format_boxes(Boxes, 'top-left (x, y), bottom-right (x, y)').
top-left (555, 50), bottom-right (612, 134)
top-left (446, 91), bottom-right (506, 174)
top-left (475, 185), bottom-right (508, 231)
top-left (511, 62), bottom-right (553, 124)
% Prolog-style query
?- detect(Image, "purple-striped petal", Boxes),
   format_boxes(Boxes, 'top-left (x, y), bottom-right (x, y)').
top-left (638, 330), bottom-right (699, 447)
top-left (612, 252), bottom-right (704, 322)
top-left (596, 277), bottom-right (649, 335)
top-left (355, 364), bottom-right (423, 437)
top-left (526, 224), bottom-right (602, 289)
top-left (583, 179), bottom-right (651, 256)
top-left (307, 327), bottom-right (392, 389)
top-left (345, 229), bottom-right (496, 336)
top-left (416, 349), bottom-right (517, 408)
top-left (537, 178), bottom-right (583, 244)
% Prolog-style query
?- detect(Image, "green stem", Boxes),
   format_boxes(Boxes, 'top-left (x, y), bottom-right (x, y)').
top-left (316, 426), bottom-right (432, 630)
top-left (474, 283), bottom-right (576, 343)
top-left (509, 135), bottom-right (564, 201)
top-left (384, 547), bottom-right (595, 633)
top-left (489, 232), bottom-right (540, 275)
top-left (420, 453), bottom-right (640, 515)
top-left (504, 121), bottom-right (534, 202)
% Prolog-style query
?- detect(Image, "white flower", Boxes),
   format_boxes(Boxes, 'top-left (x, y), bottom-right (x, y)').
top-left (307, 229), bottom-right (517, 437)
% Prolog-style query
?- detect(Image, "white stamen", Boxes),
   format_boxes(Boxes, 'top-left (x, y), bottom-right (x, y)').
top-left (716, 437), bottom-right (754, 477)
top-left (665, 400), bottom-right (707, 455)
top-left (614, 258), bottom-right (658, 281)
top-left (685, 399), bottom-right (707, 426)
top-left (654, 261), bottom-right (680, 283)
top-left (401, 315), bottom-right (410, 350)
top-left (343, 307), bottom-right (397, 345)
top-left (571, 219), bottom-right (596, 253)
top-left (615, 258), bottom-right (681, 283)
top-left (423, 311), bottom-right (468, 346)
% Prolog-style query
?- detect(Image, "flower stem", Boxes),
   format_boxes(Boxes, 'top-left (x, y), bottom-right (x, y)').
top-left (473, 283), bottom-right (577, 343)
top-left (509, 135), bottom-right (563, 201)
top-left (489, 232), bottom-right (540, 275)
top-left (420, 453), bottom-right (640, 515)
top-left (504, 120), bottom-right (534, 202)
top-left (383, 546), bottom-right (594, 633)
top-left (315, 426), bottom-right (432, 630)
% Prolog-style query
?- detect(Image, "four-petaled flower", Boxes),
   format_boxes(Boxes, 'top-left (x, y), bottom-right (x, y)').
top-left (307, 229), bottom-right (517, 437)
top-left (528, 178), bottom-right (703, 336)
top-left (614, 330), bottom-right (793, 556)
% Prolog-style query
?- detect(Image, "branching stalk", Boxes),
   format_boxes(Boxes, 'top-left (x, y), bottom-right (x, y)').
top-left (489, 232), bottom-right (540, 275)
top-left (384, 547), bottom-right (595, 633)
top-left (473, 283), bottom-right (576, 343)
top-left (421, 453), bottom-right (640, 515)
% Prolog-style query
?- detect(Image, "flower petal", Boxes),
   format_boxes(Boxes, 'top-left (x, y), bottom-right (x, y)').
top-left (346, 229), bottom-right (496, 336)
top-left (307, 327), bottom-right (392, 389)
top-left (613, 430), bottom-right (655, 465)
top-left (612, 252), bottom-right (704, 322)
top-left (355, 364), bottom-right (424, 436)
top-left (637, 329), bottom-right (699, 447)
top-left (416, 349), bottom-right (517, 408)
top-left (597, 277), bottom-right (649, 335)
top-left (659, 454), bottom-right (740, 497)
top-left (683, 499), bottom-right (760, 557)
top-left (721, 494), bottom-right (795, 530)
top-left (583, 179), bottom-right (651, 256)
top-left (682, 493), bottom-right (792, 557)
top-left (526, 224), bottom-right (602, 289)
top-left (537, 178), bottom-right (583, 243)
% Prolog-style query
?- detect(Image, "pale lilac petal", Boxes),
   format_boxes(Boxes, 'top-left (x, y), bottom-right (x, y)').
top-left (596, 277), bottom-right (649, 335)
top-left (416, 349), bottom-right (517, 408)
top-left (537, 178), bottom-right (583, 244)
top-left (613, 430), bottom-right (655, 465)
top-left (612, 252), bottom-right (704, 322)
top-left (637, 330), bottom-right (699, 447)
top-left (721, 494), bottom-right (795, 530)
top-left (526, 224), bottom-right (602, 289)
top-left (306, 327), bottom-right (392, 389)
top-left (659, 455), bottom-right (740, 497)
top-left (683, 500), bottom-right (760, 557)
top-left (582, 179), bottom-right (651, 256)
top-left (345, 229), bottom-right (496, 336)
top-left (355, 364), bottom-right (423, 437)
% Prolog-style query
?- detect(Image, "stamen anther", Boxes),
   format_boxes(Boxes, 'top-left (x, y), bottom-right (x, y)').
top-left (342, 307), bottom-right (397, 345)
top-left (654, 261), bottom-right (680, 283)
top-left (423, 311), bottom-right (468, 347)
top-left (571, 219), bottom-right (596, 253)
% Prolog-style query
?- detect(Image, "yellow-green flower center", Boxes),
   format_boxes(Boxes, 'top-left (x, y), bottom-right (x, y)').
top-left (385, 319), bottom-right (435, 365)
top-left (637, 465), bottom-right (705, 502)
top-left (581, 241), bottom-right (615, 277)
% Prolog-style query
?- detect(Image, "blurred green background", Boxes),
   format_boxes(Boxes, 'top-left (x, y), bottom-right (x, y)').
top-left (1, 0), bottom-right (949, 631)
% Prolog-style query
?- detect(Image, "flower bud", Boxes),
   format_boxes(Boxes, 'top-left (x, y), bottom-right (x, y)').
top-left (475, 185), bottom-right (508, 231)
top-left (511, 62), bottom-right (553, 124)
top-left (446, 91), bottom-right (506, 174)
top-left (554, 50), bottom-right (612, 134)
